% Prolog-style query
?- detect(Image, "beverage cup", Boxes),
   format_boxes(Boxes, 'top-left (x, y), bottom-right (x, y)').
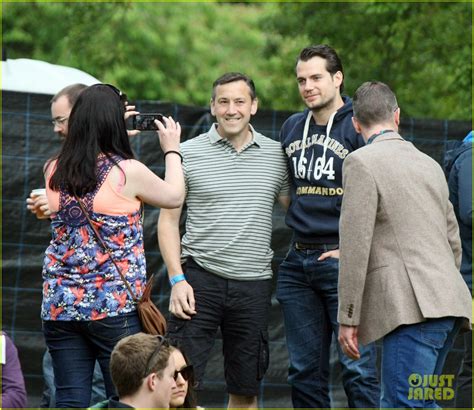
top-left (31, 188), bottom-right (46, 197)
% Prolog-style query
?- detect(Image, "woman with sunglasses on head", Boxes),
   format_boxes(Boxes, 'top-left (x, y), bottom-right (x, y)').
top-left (169, 345), bottom-right (198, 409)
top-left (41, 84), bottom-right (185, 408)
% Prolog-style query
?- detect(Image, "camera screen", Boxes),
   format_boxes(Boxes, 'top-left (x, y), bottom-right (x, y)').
top-left (133, 114), bottom-right (164, 131)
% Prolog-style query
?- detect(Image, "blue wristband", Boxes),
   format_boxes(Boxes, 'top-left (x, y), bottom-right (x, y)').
top-left (169, 274), bottom-right (186, 287)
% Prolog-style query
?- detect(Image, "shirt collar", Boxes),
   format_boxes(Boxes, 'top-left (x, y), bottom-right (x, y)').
top-left (208, 123), bottom-right (263, 148)
top-left (369, 131), bottom-right (404, 144)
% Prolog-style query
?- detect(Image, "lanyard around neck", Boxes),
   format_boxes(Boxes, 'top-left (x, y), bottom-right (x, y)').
top-left (367, 129), bottom-right (394, 145)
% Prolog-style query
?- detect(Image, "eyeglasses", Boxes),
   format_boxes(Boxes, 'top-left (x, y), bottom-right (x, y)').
top-left (174, 364), bottom-right (194, 382)
top-left (144, 335), bottom-right (170, 377)
top-left (51, 117), bottom-right (68, 126)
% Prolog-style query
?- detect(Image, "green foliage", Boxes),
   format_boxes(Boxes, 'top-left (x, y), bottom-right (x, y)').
top-left (3, 1), bottom-right (274, 106)
top-left (2, 1), bottom-right (471, 120)
top-left (262, 2), bottom-right (472, 120)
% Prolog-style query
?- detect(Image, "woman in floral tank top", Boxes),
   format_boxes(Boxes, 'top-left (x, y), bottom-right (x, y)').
top-left (41, 84), bottom-right (184, 408)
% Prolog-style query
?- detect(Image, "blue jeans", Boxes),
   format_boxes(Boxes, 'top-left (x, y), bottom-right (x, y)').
top-left (381, 317), bottom-right (461, 408)
top-left (43, 311), bottom-right (141, 408)
top-left (40, 349), bottom-right (106, 407)
top-left (276, 246), bottom-right (380, 408)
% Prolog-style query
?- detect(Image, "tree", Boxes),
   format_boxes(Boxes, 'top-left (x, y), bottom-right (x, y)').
top-left (2, 1), bottom-right (273, 106)
top-left (2, 1), bottom-right (471, 119)
top-left (261, 2), bottom-right (472, 119)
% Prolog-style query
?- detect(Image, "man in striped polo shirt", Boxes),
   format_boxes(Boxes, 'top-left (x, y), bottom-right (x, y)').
top-left (158, 72), bottom-right (290, 408)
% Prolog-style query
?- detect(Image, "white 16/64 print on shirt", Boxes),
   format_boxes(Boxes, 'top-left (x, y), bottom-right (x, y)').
top-left (293, 152), bottom-right (335, 181)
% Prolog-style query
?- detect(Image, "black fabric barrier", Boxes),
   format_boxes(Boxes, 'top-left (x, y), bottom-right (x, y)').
top-left (2, 90), bottom-right (470, 407)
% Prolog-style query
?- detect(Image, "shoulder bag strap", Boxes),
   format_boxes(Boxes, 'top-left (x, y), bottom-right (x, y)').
top-left (74, 195), bottom-right (138, 302)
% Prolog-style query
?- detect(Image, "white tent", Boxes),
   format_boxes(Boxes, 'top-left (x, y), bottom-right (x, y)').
top-left (1, 58), bottom-right (101, 95)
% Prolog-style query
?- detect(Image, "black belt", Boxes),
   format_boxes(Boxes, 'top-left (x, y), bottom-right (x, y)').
top-left (294, 242), bottom-right (339, 251)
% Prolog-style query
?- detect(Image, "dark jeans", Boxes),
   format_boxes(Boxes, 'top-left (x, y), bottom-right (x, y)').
top-left (276, 246), bottom-right (380, 408)
top-left (43, 311), bottom-right (141, 408)
top-left (455, 330), bottom-right (472, 408)
top-left (40, 349), bottom-right (106, 407)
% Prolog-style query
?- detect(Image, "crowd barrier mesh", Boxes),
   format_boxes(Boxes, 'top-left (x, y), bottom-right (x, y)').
top-left (2, 90), bottom-right (470, 407)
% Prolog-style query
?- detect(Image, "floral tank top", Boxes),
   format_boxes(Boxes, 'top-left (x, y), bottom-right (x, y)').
top-left (41, 155), bottom-right (146, 321)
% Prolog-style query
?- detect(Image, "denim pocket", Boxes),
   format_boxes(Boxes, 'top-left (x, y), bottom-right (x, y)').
top-left (257, 330), bottom-right (270, 380)
top-left (88, 313), bottom-right (137, 343)
top-left (42, 320), bottom-right (70, 336)
top-left (420, 318), bottom-right (455, 348)
top-left (314, 254), bottom-right (339, 266)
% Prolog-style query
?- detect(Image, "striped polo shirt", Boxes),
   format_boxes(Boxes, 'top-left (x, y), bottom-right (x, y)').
top-left (180, 124), bottom-right (290, 280)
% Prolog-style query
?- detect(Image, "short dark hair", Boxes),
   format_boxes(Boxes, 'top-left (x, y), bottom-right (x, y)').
top-left (297, 44), bottom-right (345, 93)
top-left (211, 72), bottom-right (256, 101)
top-left (49, 84), bottom-right (134, 195)
top-left (50, 83), bottom-right (88, 107)
top-left (353, 81), bottom-right (398, 127)
top-left (111, 333), bottom-right (172, 397)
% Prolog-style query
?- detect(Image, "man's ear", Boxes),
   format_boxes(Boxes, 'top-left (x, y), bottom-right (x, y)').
top-left (210, 98), bottom-right (216, 116)
top-left (334, 71), bottom-right (343, 89)
top-left (352, 116), bottom-right (362, 134)
top-left (394, 107), bottom-right (401, 127)
top-left (250, 98), bottom-right (258, 116)
top-left (146, 372), bottom-right (159, 391)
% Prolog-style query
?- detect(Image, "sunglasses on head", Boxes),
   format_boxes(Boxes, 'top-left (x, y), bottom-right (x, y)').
top-left (144, 335), bottom-right (169, 377)
top-left (174, 364), bottom-right (194, 382)
top-left (96, 83), bottom-right (128, 104)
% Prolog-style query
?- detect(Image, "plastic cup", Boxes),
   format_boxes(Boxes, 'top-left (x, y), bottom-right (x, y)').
top-left (31, 188), bottom-right (46, 197)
